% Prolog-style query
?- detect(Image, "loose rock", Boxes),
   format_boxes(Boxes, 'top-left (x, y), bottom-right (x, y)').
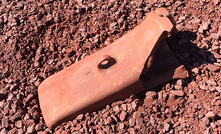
top-left (119, 111), bottom-right (127, 122)
top-left (205, 111), bottom-right (216, 120)
top-left (171, 90), bottom-right (184, 97)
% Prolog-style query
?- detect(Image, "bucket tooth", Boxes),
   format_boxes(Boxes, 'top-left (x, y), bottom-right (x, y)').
top-left (38, 8), bottom-right (188, 128)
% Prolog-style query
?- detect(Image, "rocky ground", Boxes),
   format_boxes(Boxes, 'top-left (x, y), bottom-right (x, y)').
top-left (0, 0), bottom-right (221, 133)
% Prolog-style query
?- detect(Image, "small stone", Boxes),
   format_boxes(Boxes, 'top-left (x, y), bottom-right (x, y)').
top-left (131, 100), bottom-right (139, 110)
top-left (110, 22), bottom-right (117, 28)
top-left (192, 67), bottom-right (199, 74)
top-left (46, 14), bottom-right (53, 22)
top-left (164, 123), bottom-right (170, 132)
top-left (207, 64), bottom-right (220, 72)
top-left (118, 123), bottom-right (124, 130)
top-left (7, 93), bottom-right (14, 102)
top-left (62, 0), bottom-right (68, 4)
top-left (0, 101), bottom-right (6, 108)
top-left (103, 112), bottom-right (110, 118)
top-left (112, 100), bottom-right (125, 107)
top-left (26, 94), bottom-right (34, 102)
top-left (145, 91), bottom-right (157, 99)
top-left (105, 105), bottom-right (110, 111)
top-left (203, 118), bottom-right (210, 126)
top-left (72, 131), bottom-right (82, 134)
top-left (35, 123), bottom-right (45, 131)
top-left (113, 105), bottom-right (120, 114)
top-left (24, 114), bottom-right (30, 121)
top-left (26, 119), bottom-right (35, 127)
top-left (158, 90), bottom-right (167, 101)
top-left (199, 22), bottom-right (209, 33)
top-left (212, 52), bottom-right (221, 59)
top-left (27, 125), bottom-right (35, 133)
top-left (118, 17), bottom-right (124, 27)
top-left (2, 117), bottom-right (9, 128)
top-left (216, 87), bottom-right (221, 92)
top-left (210, 122), bottom-right (216, 128)
top-left (204, 128), bottom-right (210, 134)
top-left (17, 129), bottom-right (23, 134)
top-left (206, 79), bottom-right (217, 86)
top-left (169, 129), bottom-right (174, 134)
top-left (76, 0), bottom-right (83, 4)
top-left (198, 27), bottom-right (204, 34)
top-left (176, 24), bottom-right (183, 31)
top-left (35, 55), bottom-right (43, 64)
top-left (2, 0), bottom-right (8, 5)
top-left (209, 86), bottom-right (216, 93)
top-left (0, 128), bottom-right (8, 134)
top-left (36, 46), bottom-right (43, 55)
top-left (189, 94), bottom-right (195, 100)
top-left (34, 78), bottom-right (43, 87)
top-left (121, 104), bottom-right (127, 111)
top-left (152, 105), bottom-right (159, 112)
top-left (217, 120), bottom-right (221, 125)
top-left (91, 2), bottom-right (96, 8)
top-left (129, 128), bottom-right (136, 134)
top-left (176, 79), bottom-right (184, 86)
top-left (10, 84), bottom-right (18, 91)
top-left (178, 16), bottom-right (185, 23)
top-left (212, 0), bottom-right (219, 5)
top-left (196, 75), bottom-right (203, 81)
top-left (74, 124), bottom-right (82, 131)
top-left (199, 84), bottom-right (208, 90)
top-left (206, 111), bottom-right (216, 119)
top-left (171, 90), bottom-right (184, 97)
top-left (211, 44), bottom-right (219, 51)
top-left (66, 49), bottom-right (75, 57)
top-left (129, 118), bottom-right (135, 126)
top-left (104, 117), bottom-right (113, 125)
top-left (119, 111), bottom-right (127, 121)
top-left (76, 114), bottom-right (84, 121)
top-left (15, 120), bottom-right (23, 128)
top-left (174, 85), bottom-right (182, 90)
top-left (49, 42), bottom-right (56, 52)
top-left (111, 114), bottom-right (119, 122)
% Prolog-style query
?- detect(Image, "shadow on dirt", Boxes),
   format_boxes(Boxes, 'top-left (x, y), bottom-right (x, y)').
top-left (137, 30), bottom-right (215, 99)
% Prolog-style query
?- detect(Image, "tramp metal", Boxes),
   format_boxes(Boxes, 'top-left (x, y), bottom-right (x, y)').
top-left (38, 8), bottom-right (189, 128)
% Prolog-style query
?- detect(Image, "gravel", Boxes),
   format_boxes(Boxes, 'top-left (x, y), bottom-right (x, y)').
top-left (0, 0), bottom-right (221, 133)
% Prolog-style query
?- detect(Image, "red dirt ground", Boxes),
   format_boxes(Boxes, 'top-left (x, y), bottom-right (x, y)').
top-left (0, 0), bottom-right (221, 133)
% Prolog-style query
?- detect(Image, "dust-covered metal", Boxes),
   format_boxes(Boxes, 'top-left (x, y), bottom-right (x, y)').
top-left (38, 8), bottom-right (189, 128)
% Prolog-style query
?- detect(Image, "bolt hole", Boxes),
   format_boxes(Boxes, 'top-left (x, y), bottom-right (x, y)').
top-left (98, 55), bottom-right (116, 69)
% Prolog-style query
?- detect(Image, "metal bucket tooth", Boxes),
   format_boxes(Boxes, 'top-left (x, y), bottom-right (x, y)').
top-left (38, 8), bottom-right (188, 128)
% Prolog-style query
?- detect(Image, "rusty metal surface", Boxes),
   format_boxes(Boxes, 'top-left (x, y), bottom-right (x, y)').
top-left (38, 8), bottom-right (188, 128)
